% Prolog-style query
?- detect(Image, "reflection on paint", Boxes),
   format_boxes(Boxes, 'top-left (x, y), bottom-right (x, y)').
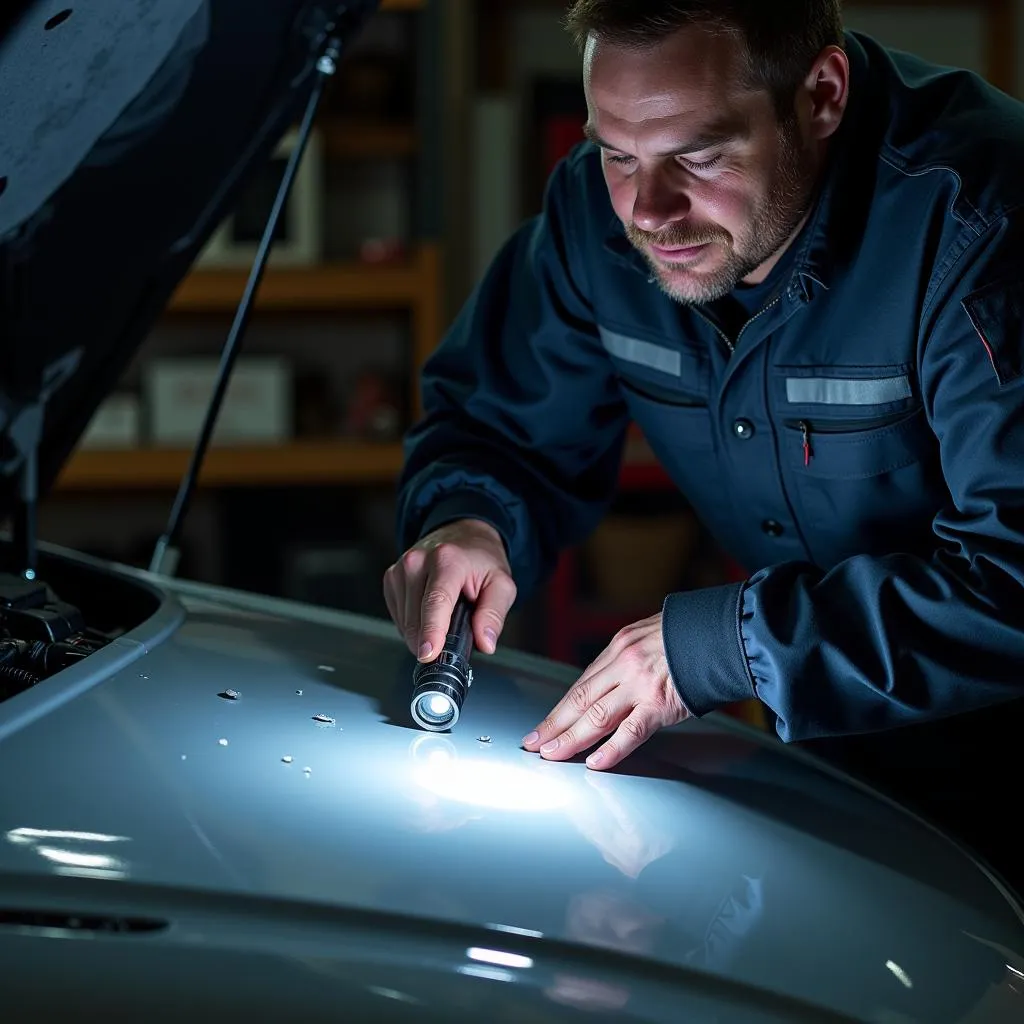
top-left (408, 735), bottom-right (570, 812)
top-left (466, 947), bottom-right (533, 970)
top-left (457, 965), bottom-right (516, 984)
top-left (36, 847), bottom-right (120, 870)
top-left (6, 828), bottom-right (128, 844)
top-left (5, 826), bottom-right (130, 879)
top-left (886, 960), bottom-right (913, 988)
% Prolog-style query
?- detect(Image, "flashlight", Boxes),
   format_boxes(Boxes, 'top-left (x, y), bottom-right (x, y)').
top-left (410, 597), bottom-right (474, 732)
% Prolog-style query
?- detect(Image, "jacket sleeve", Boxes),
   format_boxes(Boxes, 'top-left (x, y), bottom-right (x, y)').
top-left (662, 213), bottom-right (1024, 741)
top-left (395, 150), bottom-right (630, 598)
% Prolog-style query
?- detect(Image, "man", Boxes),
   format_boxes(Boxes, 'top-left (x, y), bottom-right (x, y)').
top-left (385, 0), bottom-right (1024, 890)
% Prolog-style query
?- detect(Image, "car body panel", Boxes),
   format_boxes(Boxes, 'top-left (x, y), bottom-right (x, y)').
top-left (0, 548), bottom-right (1021, 1022)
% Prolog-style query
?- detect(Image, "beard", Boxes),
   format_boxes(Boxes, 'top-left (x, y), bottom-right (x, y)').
top-left (625, 117), bottom-right (817, 306)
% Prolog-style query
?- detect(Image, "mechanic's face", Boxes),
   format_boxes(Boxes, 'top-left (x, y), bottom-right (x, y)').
top-left (584, 26), bottom-right (824, 304)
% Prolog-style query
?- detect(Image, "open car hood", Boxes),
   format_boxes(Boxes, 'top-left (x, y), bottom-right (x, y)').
top-left (0, 0), bottom-right (377, 516)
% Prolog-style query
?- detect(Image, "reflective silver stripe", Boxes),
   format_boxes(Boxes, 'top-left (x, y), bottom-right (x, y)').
top-left (785, 375), bottom-right (912, 405)
top-left (599, 327), bottom-right (681, 377)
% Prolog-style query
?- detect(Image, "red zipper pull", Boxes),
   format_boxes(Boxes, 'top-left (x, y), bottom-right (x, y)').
top-left (799, 420), bottom-right (813, 466)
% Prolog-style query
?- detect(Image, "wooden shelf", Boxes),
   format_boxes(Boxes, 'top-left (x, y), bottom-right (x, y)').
top-left (52, 436), bottom-right (667, 493)
top-left (169, 245), bottom-right (436, 313)
top-left (53, 441), bottom-right (405, 491)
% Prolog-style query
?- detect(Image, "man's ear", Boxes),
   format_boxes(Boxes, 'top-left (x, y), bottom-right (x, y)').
top-left (798, 45), bottom-right (850, 141)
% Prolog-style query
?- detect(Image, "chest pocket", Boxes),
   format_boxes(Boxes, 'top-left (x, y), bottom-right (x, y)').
top-left (774, 367), bottom-right (941, 566)
top-left (600, 326), bottom-right (715, 452)
top-left (599, 327), bottom-right (731, 527)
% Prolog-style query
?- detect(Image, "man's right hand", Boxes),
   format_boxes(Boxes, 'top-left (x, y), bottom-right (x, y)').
top-left (383, 518), bottom-right (517, 663)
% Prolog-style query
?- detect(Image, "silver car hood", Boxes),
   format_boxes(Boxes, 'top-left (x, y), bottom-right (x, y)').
top-left (0, 555), bottom-right (1022, 1021)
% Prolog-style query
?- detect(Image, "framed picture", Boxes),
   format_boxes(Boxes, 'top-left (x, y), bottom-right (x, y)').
top-left (196, 127), bottom-right (324, 268)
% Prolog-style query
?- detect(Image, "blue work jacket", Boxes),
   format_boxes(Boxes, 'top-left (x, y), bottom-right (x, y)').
top-left (397, 31), bottom-right (1024, 750)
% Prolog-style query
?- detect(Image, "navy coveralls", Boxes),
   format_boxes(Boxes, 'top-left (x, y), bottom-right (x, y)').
top-left (397, 32), bottom-right (1024, 887)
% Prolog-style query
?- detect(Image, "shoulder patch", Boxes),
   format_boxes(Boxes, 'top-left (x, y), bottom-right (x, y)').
top-left (962, 277), bottom-right (1024, 386)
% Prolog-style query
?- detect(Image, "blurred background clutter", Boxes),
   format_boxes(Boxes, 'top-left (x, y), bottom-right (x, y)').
top-left (42, 0), bottom-right (1020, 673)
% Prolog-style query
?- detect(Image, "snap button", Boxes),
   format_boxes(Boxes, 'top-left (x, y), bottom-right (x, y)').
top-left (761, 520), bottom-right (784, 538)
top-left (733, 419), bottom-right (754, 440)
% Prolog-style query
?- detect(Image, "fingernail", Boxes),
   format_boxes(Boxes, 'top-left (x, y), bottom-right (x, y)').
top-left (587, 750), bottom-right (605, 767)
top-left (484, 627), bottom-right (497, 651)
top-left (522, 731), bottom-right (539, 746)
top-left (418, 641), bottom-right (433, 659)
top-left (540, 740), bottom-right (558, 754)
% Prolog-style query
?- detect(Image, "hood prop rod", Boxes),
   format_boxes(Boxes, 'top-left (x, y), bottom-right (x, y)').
top-left (11, 403), bottom-right (42, 581)
top-left (148, 35), bottom-right (340, 577)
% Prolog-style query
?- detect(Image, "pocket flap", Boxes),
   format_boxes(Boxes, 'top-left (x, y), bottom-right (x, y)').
top-left (789, 408), bottom-right (934, 479)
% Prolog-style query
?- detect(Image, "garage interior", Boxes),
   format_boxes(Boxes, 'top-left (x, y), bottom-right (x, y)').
top-left (37, 0), bottom-right (1020, 694)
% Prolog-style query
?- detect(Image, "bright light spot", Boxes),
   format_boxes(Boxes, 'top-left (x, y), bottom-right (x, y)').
top-left (457, 965), bottom-right (516, 983)
top-left (886, 961), bottom-right (913, 989)
top-left (467, 948), bottom-right (533, 969)
top-left (414, 758), bottom-right (570, 812)
top-left (368, 987), bottom-right (421, 1004)
top-left (7, 828), bottom-right (128, 845)
top-left (1008, 964), bottom-right (1024, 981)
top-left (487, 923), bottom-right (544, 939)
top-left (428, 695), bottom-right (452, 716)
top-left (36, 847), bottom-right (121, 870)
top-left (53, 866), bottom-right (127, 881)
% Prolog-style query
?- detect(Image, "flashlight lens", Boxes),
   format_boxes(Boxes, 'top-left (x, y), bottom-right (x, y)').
top-left (415, 692), bottom-right (455, 727)
top-left (429, 695), bottom-right (452, 716)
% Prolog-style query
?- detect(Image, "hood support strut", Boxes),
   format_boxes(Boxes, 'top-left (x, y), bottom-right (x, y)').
top-left (148, 33), bottom-right (341, 577)
top-left (11, 401), bottom-right (41, 581)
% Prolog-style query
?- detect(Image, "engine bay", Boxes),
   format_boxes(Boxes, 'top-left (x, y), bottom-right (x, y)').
top-left (0, 572), bottom-right (112, 698)
top-left (0, 548), bottom-right (160, 702)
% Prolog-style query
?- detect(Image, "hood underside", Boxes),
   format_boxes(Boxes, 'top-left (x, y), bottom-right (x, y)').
top-left (0, 0), bottom-right (377, 516)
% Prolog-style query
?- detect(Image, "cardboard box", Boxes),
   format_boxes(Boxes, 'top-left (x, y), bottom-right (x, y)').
top-left (145, 357), bottom-right (292, 445)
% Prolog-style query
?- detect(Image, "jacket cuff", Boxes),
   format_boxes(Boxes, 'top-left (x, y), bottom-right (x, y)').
top-left (417, 491), bottom-right (515, 556)
top-left (662, 583), bottom-right (755, 716)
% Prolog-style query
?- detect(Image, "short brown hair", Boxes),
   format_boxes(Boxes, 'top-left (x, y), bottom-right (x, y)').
top-left (565, 0), bottom-right (844, 115)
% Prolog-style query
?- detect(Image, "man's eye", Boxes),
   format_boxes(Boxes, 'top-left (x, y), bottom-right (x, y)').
top-left (606, 153), bottom-right (635, 166)
top-left (682, 154), bottom-right (724, 172)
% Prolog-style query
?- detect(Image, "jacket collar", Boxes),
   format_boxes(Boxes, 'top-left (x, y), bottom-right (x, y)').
top-left (602, 30), bottom-right (879, 305)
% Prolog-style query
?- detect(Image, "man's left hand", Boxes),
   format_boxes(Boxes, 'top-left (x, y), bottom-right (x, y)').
top-left (522, 613), bottom-right (688, 770)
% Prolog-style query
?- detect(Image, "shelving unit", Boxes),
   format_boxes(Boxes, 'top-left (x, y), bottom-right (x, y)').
top-left (55, 440), bottom-right (405, 491)
top-left (167, 242), bottom-right (442, 391)
top-left (52, 0), bottom-right (443, 496)
top-left (167, 252), bottom-right (432, 313)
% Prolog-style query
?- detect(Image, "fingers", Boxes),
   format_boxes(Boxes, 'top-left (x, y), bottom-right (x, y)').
top-left (585, 706), bottom-right (656, 771)
top-left (472, 572), bottom-right (517, 654)
top-left (382, 560), bottom-right (406, 638)
top-left (384, 557), bottom-right (414, 651)
top-left (416, 543), bottom-right (467, 662)
top-left (383, 521), bottom-right (516, 659)
top-left (522, 670), bottom-right (620, 758)
top-left (390, 548), bottom-right (424, 656)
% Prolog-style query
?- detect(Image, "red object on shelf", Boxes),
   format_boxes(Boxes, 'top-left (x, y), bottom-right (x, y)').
top-left (544, 115), bottom-right (584, 177)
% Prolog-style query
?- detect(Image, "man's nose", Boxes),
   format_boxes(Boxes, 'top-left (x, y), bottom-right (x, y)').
top-left (632, 170), bottom-right (691, 233)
